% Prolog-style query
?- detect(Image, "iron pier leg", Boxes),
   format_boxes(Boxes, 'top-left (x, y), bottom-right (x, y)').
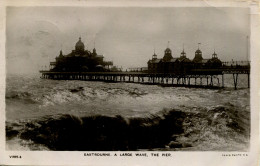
top-left (232, 73), bottom-right (238, 90)
top-left (248, 73), bottom-right (250, 88)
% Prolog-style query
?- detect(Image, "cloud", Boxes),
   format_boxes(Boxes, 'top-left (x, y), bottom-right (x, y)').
top-left (6, 7), bottom-right (250, 74)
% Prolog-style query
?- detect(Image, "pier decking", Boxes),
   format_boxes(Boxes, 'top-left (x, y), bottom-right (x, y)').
top-left (40, 67), bottom-right (250, 89)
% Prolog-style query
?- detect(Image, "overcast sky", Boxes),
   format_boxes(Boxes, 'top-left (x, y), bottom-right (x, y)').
top-left (6, 7), bottom-right (250, 74)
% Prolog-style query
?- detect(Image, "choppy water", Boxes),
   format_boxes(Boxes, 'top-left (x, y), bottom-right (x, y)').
top-left (6, 74), bottom-right (250, 151)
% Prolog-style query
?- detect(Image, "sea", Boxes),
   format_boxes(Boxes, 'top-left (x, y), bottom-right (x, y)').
top-left (5, 73), bottom-right (250, 151)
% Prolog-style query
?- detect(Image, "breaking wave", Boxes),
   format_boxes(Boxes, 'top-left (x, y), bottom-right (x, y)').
top-left (6, 105), bottom-right (249, 151)
top-left (5, 74), bottom-right (250, 151)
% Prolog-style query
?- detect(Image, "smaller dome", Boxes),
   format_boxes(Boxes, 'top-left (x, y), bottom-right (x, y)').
top-left (195, 49), bottom-right (202, 53)
top-left (165, 48), bottom-right (172, 52)
top-left (152, 53), bottom-right (157, 59)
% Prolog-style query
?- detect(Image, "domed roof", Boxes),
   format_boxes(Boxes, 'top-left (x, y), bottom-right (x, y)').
top-left (163, 47), bottom-right (173, 61)
top-left (212, 51), bottom-right (217, 58)
top-left (195, 49), bottom-right (202, 53)
top-left (75, 37), bottom-right (85, 51)
top-left (165, 48), bottom-right (172, 52)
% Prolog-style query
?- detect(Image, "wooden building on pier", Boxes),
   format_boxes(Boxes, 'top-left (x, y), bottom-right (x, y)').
top-left (147, 44), bottom-right (222, 74)
top-left (50, 37), bottom-right (113, 72)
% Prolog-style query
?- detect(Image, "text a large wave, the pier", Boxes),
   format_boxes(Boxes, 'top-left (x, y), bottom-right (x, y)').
top-left (6, 74), bottom-right (250, 151)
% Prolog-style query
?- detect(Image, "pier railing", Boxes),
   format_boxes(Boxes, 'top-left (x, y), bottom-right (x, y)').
top-left (40, 68), bottom-right (250, 90)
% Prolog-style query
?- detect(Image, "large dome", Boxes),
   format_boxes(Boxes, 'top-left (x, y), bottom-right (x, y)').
top-left (75, 37), bottom-right (85, 51)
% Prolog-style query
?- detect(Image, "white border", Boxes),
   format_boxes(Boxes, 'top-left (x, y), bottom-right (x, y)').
top-left (0, 0), bottom-right (259, 165)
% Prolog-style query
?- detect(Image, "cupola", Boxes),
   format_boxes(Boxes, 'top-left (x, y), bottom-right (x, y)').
top-left (75, 37), bottom-right (85, 52)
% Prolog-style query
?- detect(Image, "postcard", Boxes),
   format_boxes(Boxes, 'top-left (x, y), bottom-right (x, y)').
top-left (0, 0), bottom-right (259, 165)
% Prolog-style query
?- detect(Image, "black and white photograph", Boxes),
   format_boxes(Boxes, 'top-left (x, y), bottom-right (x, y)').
top-left (5, 6), bottom-right (251, 150)
top-left (1, 1), bottom-right (259, 165)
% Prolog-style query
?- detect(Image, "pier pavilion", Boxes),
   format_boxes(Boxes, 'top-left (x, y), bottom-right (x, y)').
top-left (50, 37), bottom-right (113, 72)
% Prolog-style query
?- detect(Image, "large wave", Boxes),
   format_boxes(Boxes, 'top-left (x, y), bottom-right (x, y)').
top-left (6, 105), bottom-right (249, 151)
top-left (5, 75), bottom-right (250, 151)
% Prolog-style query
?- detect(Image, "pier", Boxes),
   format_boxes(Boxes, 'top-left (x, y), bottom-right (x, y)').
top-left (39, 37), bottom-right (250, 90)
top-left (40, 65), bottom-right (250, 90)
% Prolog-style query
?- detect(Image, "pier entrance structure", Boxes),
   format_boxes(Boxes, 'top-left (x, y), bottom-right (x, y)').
top-left (40, 61), bottom-right (250, 90)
